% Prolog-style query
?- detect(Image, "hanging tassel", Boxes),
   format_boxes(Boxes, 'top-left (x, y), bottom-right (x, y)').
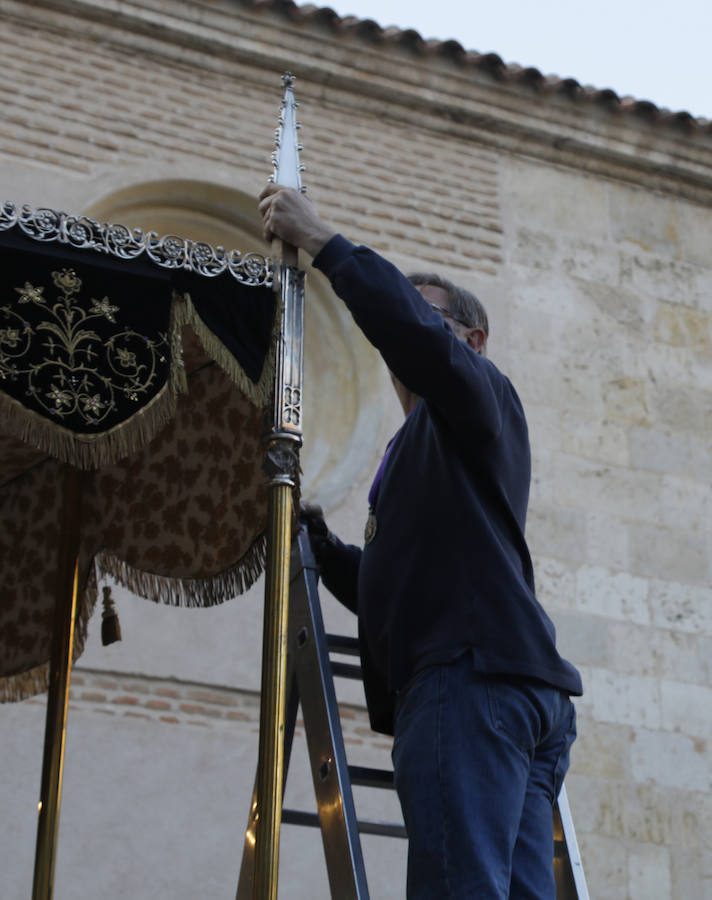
top-left (101, 585), bottom-right (122, 646)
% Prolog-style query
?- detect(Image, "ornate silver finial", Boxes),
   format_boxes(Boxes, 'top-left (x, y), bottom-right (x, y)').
top-left (270, 72), bottom-right (305, 192)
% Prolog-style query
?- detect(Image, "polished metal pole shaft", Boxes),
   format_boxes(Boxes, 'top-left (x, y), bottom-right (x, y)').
top-left (253, 479), bottom-right (293, 900)
top-left (252, 258), bottom-right (304, 900)
top-left (32, 466), bottom-right (83, 900)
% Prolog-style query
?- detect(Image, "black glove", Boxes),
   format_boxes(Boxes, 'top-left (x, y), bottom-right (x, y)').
top-left (300, 504), bottom-right (359, 613)
top-left (300, 503), bottom-right (334, 562)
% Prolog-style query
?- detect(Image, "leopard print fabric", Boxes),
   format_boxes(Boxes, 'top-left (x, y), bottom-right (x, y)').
top-left (0, 449), bottom-right (90, 690)
top-left (86, 360), bottom-right (268, 595)
top-left (1, 346), bottom-right (270, 700)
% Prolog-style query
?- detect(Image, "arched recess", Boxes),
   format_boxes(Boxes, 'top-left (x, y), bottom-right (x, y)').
top-left (84, 180), bottom-right (388, 509)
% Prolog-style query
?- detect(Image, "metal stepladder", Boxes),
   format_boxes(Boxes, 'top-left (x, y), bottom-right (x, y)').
top-left (237, 527), bottom-right (589, 899)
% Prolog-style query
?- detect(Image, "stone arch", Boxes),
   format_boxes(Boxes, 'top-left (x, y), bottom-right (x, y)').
top-left (85, 179), bottom-right (389, 508)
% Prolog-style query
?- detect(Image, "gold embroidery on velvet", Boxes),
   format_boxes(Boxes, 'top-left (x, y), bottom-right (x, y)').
top-left (2, 268), bottom-right (170, 427)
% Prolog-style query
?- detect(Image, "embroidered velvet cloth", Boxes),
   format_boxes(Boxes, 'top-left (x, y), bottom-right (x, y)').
top-left (0, 226), bottom-right (279, 701)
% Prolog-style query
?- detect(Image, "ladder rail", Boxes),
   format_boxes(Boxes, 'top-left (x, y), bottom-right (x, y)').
top-left (287, 528), bottom-right (371, 899)
top-left (555, 785), bottom-right (590, 900)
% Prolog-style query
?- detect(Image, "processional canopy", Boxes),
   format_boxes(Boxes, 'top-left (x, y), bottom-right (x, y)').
top-left (1, 72), bottom-right (309, 900)
top-left (0, 186), bottom-right (282, 700)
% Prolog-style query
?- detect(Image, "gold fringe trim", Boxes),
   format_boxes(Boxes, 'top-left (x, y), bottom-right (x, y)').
top-left (0, 662), bottom-right (49, 703)
top-left (0, 383), bottom-right (178, 473)
top-left (94, 533), bottom-right (267, 608)
top-left (0, 300), bottom-right (187, 472)
top-left (174, 291), bottom-right (278, 409)
top-left (0, 562), bottom-right (98, 703)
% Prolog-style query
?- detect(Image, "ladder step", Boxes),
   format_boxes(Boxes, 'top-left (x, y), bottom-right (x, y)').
top-left (348, 765), bottom-right (395, 789)
top-left (358, 820), bottom-right (407, 839)
top-left (282, 809), bottom-right (320, 828)
top-left (282, 808), bottom-right (407, 839)
top-left (326, 633), bottom-right (360, 656)
top-left (329, 660), bottom-right (363, 680)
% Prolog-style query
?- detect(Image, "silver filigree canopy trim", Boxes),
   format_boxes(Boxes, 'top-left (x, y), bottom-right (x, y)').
top-left (0, 202), bottom-right (273, 287)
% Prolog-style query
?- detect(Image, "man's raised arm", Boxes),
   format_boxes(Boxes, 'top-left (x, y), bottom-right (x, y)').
top-left (259, 184), bottom-right (505, 443)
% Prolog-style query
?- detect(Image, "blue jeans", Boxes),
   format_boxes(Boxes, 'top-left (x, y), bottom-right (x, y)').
top-left (391, 654), bottom-right (577, 899)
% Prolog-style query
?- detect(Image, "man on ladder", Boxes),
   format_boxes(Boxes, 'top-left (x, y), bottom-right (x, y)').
top-left (259, 183), bottom-right (583, 900)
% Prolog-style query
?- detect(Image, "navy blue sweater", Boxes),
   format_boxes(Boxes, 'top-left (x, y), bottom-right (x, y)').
top-left (312, 235), bottom-right (582, 734)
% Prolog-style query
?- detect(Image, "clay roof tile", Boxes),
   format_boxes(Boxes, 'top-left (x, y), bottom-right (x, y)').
top-left (261, 0), bottom-right (710, 136)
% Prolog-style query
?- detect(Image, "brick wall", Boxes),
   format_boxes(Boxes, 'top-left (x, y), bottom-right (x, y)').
top-left (34, 667), bottom-right (391, 754)
top-left (1, 7), bottom-right (502, 273)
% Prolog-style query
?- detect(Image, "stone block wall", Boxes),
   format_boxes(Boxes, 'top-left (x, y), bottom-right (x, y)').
top-left (500, 159), bottom-right (712, 899)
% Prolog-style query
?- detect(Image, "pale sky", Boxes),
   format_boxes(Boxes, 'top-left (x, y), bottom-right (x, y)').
top-left (319, 0), bottom-right (712, 119)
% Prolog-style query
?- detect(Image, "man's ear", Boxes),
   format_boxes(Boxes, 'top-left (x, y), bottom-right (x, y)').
top-left (465, 327), bottom-right (487, 354)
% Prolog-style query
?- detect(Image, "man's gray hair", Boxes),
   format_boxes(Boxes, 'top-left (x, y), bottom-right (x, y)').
top-left (408, 273), bottom-right (489, 345)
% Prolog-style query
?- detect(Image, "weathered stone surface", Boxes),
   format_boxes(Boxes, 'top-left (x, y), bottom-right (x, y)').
top-left (700, 636), bottom-right (712, 686)
top-left (646, 337), bottom-right (712, 390)
top-left (575, 565), bottom-right (650, 624)
top-left (512, 226), bottom-right (559, 272)
top-left (562, 240), bottom-right (623, 286)
top-left (569, 777), bottom-right (699, 847)
top-left (628, 844), bottom-right (672, 900)
top-left (602, 376), bottom-right (652, 428)
top-left (509, 350), bottom-right (606, 413)
top-left (657, 473), bottom-right (712, 533)
top-left (576, 277), bottom-right (656, 332)
top-left (697, 794), bottom-right (712, 869)
top-left (589, 668), bottom-right (661, 729)
top-left (635, 425), bottom-right (712, 479)
top-left (631, 728), bottom-right (709, 791)
top-left (574, 831), bottom-right (627, 900)
top-left (584, 512), bottom-right (631, 571)
top-left (670, 842), bottom-right (712, 900)
top-left (532, 555), bottom-right (578, 612)
top-left (651, 383), bottom-right (712, 434)
top-left (560, 409), bottom-right (630, 467)
top-left (660, 680), bottom-right (712, 739)
top-left (551, 609), bottom-right (610, 668)
top-left (653, 300), bottom-right (712, 353)
top-left (569, 719), bottom-right (632, 779)
top-left (549, 454), bottom-right (662, 522)
top-left (621, 250), bottom-right (711, 311)
top-left (527, 504), bottom-right (589, 563)
top-left (526, 403), bottom-right (562, 455)
top-left (611, 188), bottom-right (693, 261)
top-left (503, 162), bottom-right (611, 246)
top-left (607, 621), bottom-right (705, 683)
top-left (629, 522), bottom-right (709, 584)
top-left (649, 579), bottom-right (712, 635)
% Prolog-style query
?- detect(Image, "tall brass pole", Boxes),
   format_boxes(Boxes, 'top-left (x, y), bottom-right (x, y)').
top-left (254, 256), bottom-right (304, 900)
top-left (254, 478), bottom-right (294, 898)
top-left (251, 70), bottom-right (306, 900)
top-left (32, 465), bottom-right (83, 900)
